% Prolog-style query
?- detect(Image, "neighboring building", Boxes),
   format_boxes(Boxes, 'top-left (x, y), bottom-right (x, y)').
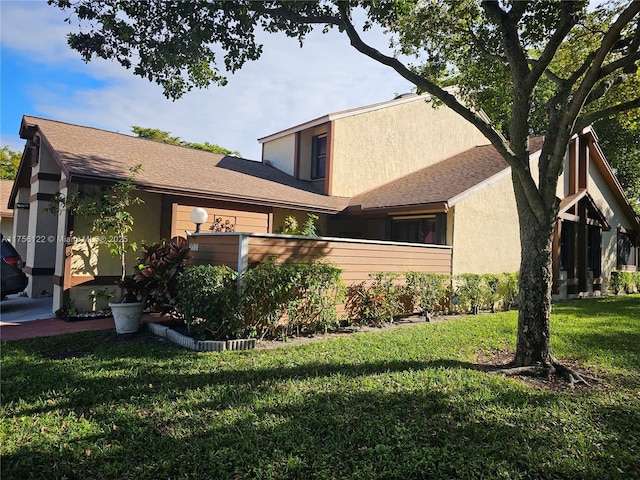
top-left (8, 93), bottom-right (639, 312)
top-left (1, 179), bottom-right (15, 238)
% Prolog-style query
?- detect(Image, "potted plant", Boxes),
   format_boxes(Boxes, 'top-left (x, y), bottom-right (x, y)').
top-left (47, 165), bottom-right (146, 333)
top-left (110, 237), bottom-right (190, 333)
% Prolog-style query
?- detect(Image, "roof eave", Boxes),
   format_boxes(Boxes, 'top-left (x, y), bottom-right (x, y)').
top-left (343, 202), bottom-right (449, 217)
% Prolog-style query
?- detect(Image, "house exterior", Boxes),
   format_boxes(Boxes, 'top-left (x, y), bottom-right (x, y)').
top-left (1, 179), bottom-right (15, 238)
top-left (552, 128), bottom-right (639, 297)
top-left (8, 93), bottom-right (639, 313)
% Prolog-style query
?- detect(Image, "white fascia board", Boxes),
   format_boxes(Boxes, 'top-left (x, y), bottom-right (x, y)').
top-left (257, 94), bottom-right (429, 145)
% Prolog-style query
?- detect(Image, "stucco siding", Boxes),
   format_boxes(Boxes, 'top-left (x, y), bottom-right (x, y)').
top-left (586, 160), bottom-right (636, 279)
top-left (452, 172), bottom-right (521, 274)
top-left (69, 189), bottom-right (162, 278)
top-left (329, 98), bottom-right (489, 197)
top-left (262, 134), bottom-right (296, 176)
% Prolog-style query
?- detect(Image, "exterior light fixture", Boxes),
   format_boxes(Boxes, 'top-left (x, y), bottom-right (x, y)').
top-left (190, 207), bottom-right (208, 233)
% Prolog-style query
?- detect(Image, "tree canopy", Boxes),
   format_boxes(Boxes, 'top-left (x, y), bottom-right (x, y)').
top-left (131, 126), bottom-right (241, 156)
top-left (0, 146), bottom-right (21, 180)
top-left (51, 0), bottom-right (640, 381)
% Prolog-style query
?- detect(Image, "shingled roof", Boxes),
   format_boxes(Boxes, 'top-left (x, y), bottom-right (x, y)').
top-left (13, 116), bottom-right (550, 216)
top-left (16, 116), bottom-right (350, 213)
top-left (348, 137), bottom-right (545, 212)
top-left (1, 179), bottom-right (14, 216)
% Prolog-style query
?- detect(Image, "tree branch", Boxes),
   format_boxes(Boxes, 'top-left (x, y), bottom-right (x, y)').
top-left (528, 2), bottom-right (581, 87)
top-left (542, 67), bottom-right (565, 86)
top-left (482, 1), bottom-right (530, 81)
top-left (562, 2), bottom-right (640, 127)
top-left (336, 1), bottom-right (547, 224)
top-left (575, 98), bottom-right (640, 132)
top-left (585, 70), bottom-right (638, 106)
top-left (468, 27), bottom-right (507, 63)
top-left (263, 5), bottom-right (343, 28)
top-left (597, 50), bottom-right (640, 79)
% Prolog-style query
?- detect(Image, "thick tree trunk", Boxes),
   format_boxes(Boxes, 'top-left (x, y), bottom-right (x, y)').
top-left (512, 178), bottom-right (556, 367)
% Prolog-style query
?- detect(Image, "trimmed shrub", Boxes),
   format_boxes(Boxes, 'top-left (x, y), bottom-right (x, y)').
top-left (609, 271), bottom-right (636, 295)
top-left (285, 260), bottom-right (345, 336)
top-left (344, 273), bottom-right (408, 326)
top-left (497, 272), bottom-right (519, 311)
top-left (405, 272), bottom-right (451, 320)
top-left (134, 236), bottom-right (191, 312)
top-left (177, 265), bottom-right (239, 339)
top-left (239, 257), bottom-right (344, 339)
top-left (453, 274), bottom-right (488, 314)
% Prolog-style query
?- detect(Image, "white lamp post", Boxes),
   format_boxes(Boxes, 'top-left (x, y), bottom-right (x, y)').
top-left (190, 207), bottom-right (209, 233)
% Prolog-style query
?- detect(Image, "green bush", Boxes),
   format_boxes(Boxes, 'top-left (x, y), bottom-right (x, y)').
top-left (497, 272), bottom-right (519, 311)
top-left (609, 271), bottom-right (637, 295)
top-left (453, 274), bottom-right (488, 314)
top-left (344, 273), bottom-right (408, 326)
top-left (177, 265), bottom-right (239, 339)
top-left (239, 257), bottom-right (344, 339)
top-left (285, 260), bottom-right (345, 336)
top-left (452, 273), bottom-right (520, 314)
top-left (134, 236), bottom-right (191, 312)
top-left (634, 272), bottom-right (640, 292)
top-left (405, 272), bottom-right (450, 320)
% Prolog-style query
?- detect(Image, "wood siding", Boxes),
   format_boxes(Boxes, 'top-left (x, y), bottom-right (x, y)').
top-left (189, 234), bottom-right (240, 270)
top-left (171, 204), bottom-right (270, 238)
top-left (188, 233), bottom-right (452, 285)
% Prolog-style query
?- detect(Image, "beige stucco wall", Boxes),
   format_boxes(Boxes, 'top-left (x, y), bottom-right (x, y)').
top-left (66, 189), bottom-right (162, 311)
top-left (451, 170), bottom-right (521, 275)
top-left (585, 159), bottom-right (637, 284)
top-left (69, 189), bottom-right (162, 278)
top-left (262, 134), bottom-right (296, 176)
top-left (329, 97), bottom-right (490, 197)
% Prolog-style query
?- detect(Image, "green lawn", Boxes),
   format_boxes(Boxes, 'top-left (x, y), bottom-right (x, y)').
top-left (2, 295), bottom-right (639, 479)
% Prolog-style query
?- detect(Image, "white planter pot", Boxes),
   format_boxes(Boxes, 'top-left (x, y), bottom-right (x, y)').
top-left (109, 302), bottom-right (145, 334)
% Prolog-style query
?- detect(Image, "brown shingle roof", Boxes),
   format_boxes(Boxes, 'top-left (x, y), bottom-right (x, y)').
top-left (1, 179), bottom-right (14, 216)
top-left (20, 116), bottom-right (350, 213)
top-left (349, 137), bottom-right (544, 211)
top-left (18, 116), bottom-right (546, 216)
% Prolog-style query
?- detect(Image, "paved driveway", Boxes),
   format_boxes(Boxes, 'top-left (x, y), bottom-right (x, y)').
top-left (0, 295), bottom-right (55, 323)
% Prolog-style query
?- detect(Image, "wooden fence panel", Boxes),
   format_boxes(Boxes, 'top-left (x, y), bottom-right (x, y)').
top-left (188, 233), bottom-right (452, 285)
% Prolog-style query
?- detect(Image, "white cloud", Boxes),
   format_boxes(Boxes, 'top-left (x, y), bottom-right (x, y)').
top-left (1, 1), bottom-right (413, 160)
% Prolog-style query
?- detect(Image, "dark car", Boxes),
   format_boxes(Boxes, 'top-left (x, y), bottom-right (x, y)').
top-left (1, 235), bottom-right (28, 298)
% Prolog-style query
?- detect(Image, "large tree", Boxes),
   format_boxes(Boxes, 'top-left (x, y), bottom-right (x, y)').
top-left (1, 146), bottom-right (21, 180)
top-left (50, 0), bottom-right (640, 382)
top-left (132, 126), bottom-right (241, 156)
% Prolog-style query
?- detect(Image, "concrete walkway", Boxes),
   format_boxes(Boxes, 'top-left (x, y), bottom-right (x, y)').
top-left (0, 295), bottom-right (54, 322)
top-left (0, 315), bottom-right (117, 341)
top-left (0, 294), bottom-right (164, 341)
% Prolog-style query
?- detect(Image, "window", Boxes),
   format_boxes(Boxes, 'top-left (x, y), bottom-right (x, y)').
top-left (587, 225), bottom-right (601, 272)
top-left (617, 228), bottom-right (638, 270)
top-left (560, 221), bottom-right (574, 271)
top-left (391, 214), bottom-right (446, 245)
top-left (311, 134), bottom-right (327, 180)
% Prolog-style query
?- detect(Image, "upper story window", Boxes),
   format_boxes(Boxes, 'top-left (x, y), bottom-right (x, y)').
top-left (311, 134), bottom-right (327, 180)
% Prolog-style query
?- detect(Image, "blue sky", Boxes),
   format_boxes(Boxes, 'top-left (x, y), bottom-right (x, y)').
top-left (1, 1), bottom-right (413, 161)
